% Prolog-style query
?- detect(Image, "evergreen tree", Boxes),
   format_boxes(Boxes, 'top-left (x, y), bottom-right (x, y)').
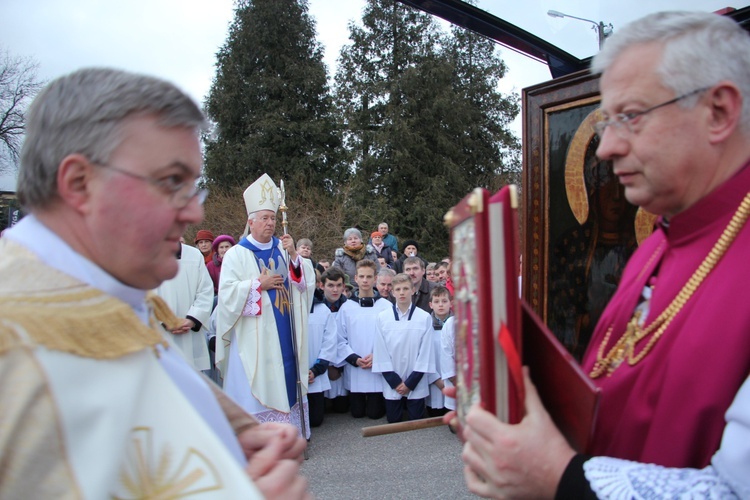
top-left (335, 0), bottom-right (445, 255)
top-left (335, 0), bottom-right (520, 259)
top-left (203, 0), bottom-right (344, 194)
top-left (447, 20), bottom-right (521, 190)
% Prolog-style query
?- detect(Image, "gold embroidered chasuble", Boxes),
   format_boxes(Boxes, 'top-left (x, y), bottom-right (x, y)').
top-left (0, 239), bottom-right (261, 498)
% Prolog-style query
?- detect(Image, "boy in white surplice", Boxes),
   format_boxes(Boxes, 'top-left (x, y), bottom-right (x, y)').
top-left (372, 273), bottom-right (434, 423)
top-left (336, 259), bottom-right (391, 419)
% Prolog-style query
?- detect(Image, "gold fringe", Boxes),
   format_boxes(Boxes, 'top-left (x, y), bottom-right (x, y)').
top-left (147, 292), bottom-right (182, 331)
top-left (0, 240), bottom-right (167, 359)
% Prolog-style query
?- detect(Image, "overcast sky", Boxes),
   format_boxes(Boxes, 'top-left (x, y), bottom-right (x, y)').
top-left (0, 0), bottom-right (741, 190)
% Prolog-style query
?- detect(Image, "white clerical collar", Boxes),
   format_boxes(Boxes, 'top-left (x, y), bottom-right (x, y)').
top-left (248, 234), bottom-right (274, 250)
top-left (396, 303), bottom-right (414, 319)
top-left (4, 215), bottom-right (150, 323)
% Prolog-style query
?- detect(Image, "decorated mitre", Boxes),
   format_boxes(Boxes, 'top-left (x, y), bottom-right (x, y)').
top-left (243, 173), bottom-right (280, 215)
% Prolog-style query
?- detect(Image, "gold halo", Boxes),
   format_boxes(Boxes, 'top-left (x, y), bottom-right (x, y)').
top-left (563, 108), bottom-right (657, 242)
top-left (564, 108), bottom-right (603, 226)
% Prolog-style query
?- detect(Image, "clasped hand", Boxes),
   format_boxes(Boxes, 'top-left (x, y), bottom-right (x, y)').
top-left (356, 354), bottom-right (373, 369)
top-left (259, 270), bottom-right (284, 291)
top-left (238, 422), bottom-right (311, 499)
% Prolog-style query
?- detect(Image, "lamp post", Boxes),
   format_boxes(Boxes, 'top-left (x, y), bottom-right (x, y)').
top-left (547, 9), bottom-right (613, 50)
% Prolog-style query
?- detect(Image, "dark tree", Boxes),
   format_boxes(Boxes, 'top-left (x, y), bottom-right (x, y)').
top-left (203, 0), bottom-right (344, 194)
top-left (334, 0), bottom-right (520, 259)
top-left (0, 48), bottom-right (43, 174)
top-left (335, 0), bottom-right (444, 255)
top-left (447, 21), bottom-right (521, 190)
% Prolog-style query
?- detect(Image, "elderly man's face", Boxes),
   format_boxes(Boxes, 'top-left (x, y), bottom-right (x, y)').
top-left (596, 43), bottom-right (711, 217)
top-left (249, 210), bottom-right (277, 243)
top-left (437, 266), bottom-right (449, 281)
top-left (87, 114), bottom-right (203, 289)
top-left (376, 274), bottom-right (393, 297)
top-left (378, 223), bottom-right (389, 236)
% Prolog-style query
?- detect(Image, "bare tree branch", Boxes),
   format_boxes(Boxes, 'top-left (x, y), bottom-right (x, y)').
top-left (0, 47), bottom-right (44, 175)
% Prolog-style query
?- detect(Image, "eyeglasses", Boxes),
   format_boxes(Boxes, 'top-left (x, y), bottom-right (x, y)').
top-left (95, 162), bottom-right (207, 209)
top-left (594, 87), bottom-right (710, 139)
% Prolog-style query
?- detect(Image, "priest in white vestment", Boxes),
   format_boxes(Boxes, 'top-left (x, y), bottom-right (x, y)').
top-left (154, 243), bottom-right (214, 371)
top-left (216, 173), bottom-right (315, 437)
top-left (0, 68), bottom-right (308, 498)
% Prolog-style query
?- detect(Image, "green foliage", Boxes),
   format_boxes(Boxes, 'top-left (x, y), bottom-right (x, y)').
top-left (334, 0), bottom-right (520, 260)
top-left (200, 0), bottom-right (521, 262)
top-left (203, 0), bottom-right (345, 194)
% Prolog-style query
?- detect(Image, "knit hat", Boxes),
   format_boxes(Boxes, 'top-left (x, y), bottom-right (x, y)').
top-left (194, 230), bottom-right (215, 243)
top-left (402, 239), bottom-right (419, 253)
top-left (371, 231), bottom-right (382, 239)
top-left (212, 234), bottom-right (236, 252)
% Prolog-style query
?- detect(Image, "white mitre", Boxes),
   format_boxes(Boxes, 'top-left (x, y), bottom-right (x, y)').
top-left (243, 173), bottom-right (280, 215)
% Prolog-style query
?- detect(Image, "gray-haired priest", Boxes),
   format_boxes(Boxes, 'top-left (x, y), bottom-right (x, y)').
top-left (216, 173), bottom-right (315, 437)
top-left (0, 68), bottom-right (308, 498)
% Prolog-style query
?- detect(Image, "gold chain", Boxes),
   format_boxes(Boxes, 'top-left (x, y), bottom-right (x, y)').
top-left (590, 193), bottom-right (750, 378)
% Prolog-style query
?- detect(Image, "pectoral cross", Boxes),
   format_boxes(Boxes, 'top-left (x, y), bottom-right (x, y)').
top-left (606, 311), bottom-right (642, 375)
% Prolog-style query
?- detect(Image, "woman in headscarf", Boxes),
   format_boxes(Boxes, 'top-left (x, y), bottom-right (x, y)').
top-left (194, 229), bottom-right (215, 264)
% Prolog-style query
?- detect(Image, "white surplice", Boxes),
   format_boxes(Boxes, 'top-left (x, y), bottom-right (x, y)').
top-left (372, 304), bottom-right (434, 400)
top-left (307, 301), bottom-right (338, 393)
top-left (154, 243), bottom-right (214, 370)
top-left (336, 296), bottom-right (392, 393)
top-left (440, 316), bottom-right (457, 410)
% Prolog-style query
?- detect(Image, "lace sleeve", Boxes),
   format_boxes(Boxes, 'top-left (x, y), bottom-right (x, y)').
top-left (241, 279), bottom-right (262, 316)
top-left (583, 457), bottom-right (739, 499)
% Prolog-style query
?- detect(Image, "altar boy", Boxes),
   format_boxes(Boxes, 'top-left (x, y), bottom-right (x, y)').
top-left (336, 259), bottom-right (392, 419)
top-left (426, 286), bottom-right (452, 416)
top-left (373, 273), bottom-right (434, 423)
top-left (307, 272), bottom-right (338, 428)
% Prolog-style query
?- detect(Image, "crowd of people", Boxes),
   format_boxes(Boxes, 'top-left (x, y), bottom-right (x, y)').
top-left (172, 215), bottom-right (460, 434)
top-left (2, 9), bottom-right (750, 500)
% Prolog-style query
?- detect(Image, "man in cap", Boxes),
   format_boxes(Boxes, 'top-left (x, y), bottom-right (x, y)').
top-left (393, 238), bottom-right (423, 273)
top-left (0, 68), bottom-right (307, 498)
top-left (216, 174), bottom-right (316, 437)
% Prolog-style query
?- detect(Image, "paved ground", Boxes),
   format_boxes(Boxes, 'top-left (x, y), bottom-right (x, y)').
top-left (300, 412), bottom-right (477, 500)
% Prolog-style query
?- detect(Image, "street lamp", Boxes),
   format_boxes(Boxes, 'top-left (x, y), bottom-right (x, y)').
top-left (547, 9), bottom-right (613, 50)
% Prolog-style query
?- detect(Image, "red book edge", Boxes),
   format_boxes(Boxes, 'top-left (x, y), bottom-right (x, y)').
top-left (521, 301), bottom-right (601, 453)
